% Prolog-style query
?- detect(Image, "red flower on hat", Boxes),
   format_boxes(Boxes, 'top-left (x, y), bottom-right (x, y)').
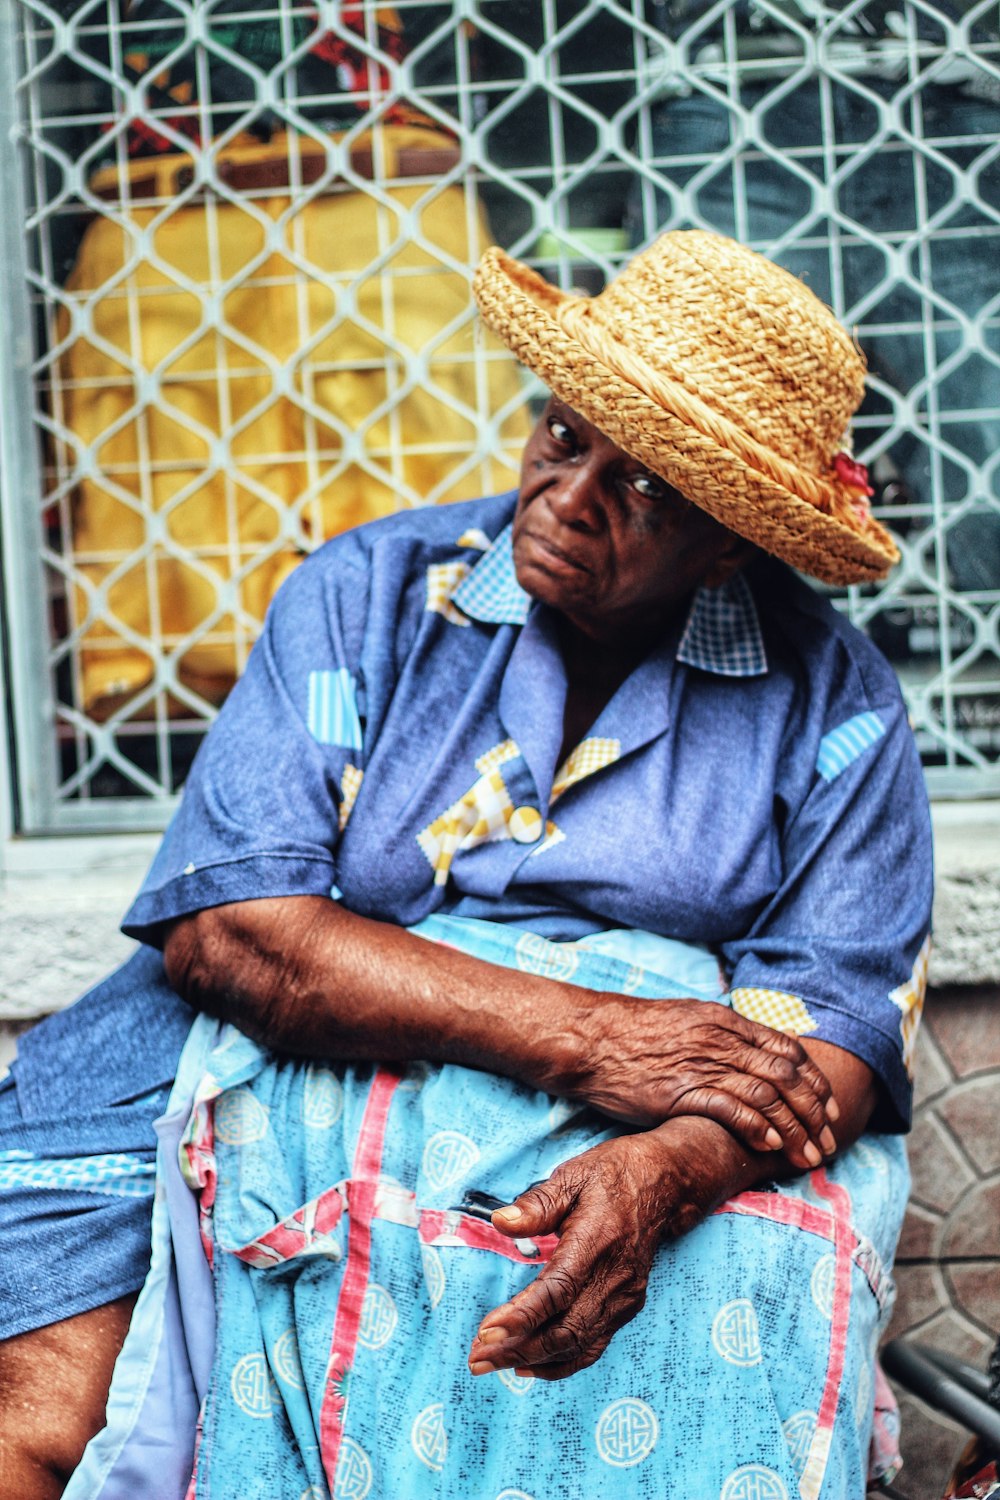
top-left (833, 451), bottom-right (875, 525)
top-left (833, 451), bottom-right (874, 497)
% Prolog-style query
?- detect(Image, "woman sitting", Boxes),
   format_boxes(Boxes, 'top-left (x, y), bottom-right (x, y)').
top-left (0, 231), bottom-right (932, 1500)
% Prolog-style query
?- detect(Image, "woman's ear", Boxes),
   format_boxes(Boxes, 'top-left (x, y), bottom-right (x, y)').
top-left (701, 535), bottom-right (755, 590)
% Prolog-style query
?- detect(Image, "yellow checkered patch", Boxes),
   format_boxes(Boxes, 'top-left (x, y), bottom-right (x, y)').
top-left (889, 933), bottom-right (932, 1078)
top-left (730, 988), bottom-right (818, 1036)
top-left (417, 740), bottom-right (561, 885)
top-left (551, 738), bottom-right (622, 804)
top-left (417, 768), bottom-right (512, 886)
top-left (338, 764), bottom-right (363, 832)
top-left (529, 821), bottom-right (566, 858)
top-left (425, 561), bottom-right (471, 627)
top-left (475, 739), bottom-right (520, 775)
top-left (456, 528), bottom-right (492, 552)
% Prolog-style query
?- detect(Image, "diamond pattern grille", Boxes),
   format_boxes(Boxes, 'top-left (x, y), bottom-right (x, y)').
top-left (1, 0), bottom-right (998, 829)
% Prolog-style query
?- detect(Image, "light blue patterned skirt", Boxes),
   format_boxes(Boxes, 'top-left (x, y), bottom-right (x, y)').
top-left (67, 918), bottom-right (908, 1500)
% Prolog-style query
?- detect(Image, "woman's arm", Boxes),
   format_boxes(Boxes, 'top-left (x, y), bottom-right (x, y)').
top-left (163, 894), bottom-right (840, 1168)
top-left (468, 1039), bottom-right (875, 1380)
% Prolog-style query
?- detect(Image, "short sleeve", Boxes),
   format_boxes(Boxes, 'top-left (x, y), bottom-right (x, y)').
top-left (721, 701), bottom-right (933, 1132)
top-left (122, 544), bottom-right (371, 945)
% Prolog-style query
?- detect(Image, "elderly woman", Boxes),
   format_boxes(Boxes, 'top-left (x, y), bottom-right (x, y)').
top-left (1, 232), bottom-right (931, 1500)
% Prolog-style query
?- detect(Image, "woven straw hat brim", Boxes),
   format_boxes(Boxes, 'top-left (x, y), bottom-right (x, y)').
top-left (474, 249), bottom-right (899, 586)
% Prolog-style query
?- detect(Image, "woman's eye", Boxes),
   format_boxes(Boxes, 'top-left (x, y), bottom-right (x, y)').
top-left (631, 472), bottom-right (666, 500)
top-left (547, 417), bottom-right (574, 445)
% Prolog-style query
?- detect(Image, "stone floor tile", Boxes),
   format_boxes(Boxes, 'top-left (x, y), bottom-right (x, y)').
top-left (944, 1260), bottom-right (1000, 1336)
top-left (897, 1202), bottom-right (945, 1261)
top-left (941, 1177), bottom-right (1000, 1260)
top-left (888, 1308), bottom-right (995, 1366)
top-left (935, 1078), bottom-right (1000, 1175)
top-left (891, 1392), bottom-right (967, 1500)
top-left (912, 1023), bottom-right (958, 1110)
top-left (907, 1112), bottom-right (978, 1215)
top-left (925, 989), bottom-right (1000, 1079)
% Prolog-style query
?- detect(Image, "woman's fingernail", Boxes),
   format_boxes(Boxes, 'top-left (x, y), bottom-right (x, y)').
top-left (820, 1127), bottom-right (837, 1155)
top-left (469, 1361), bottom-right (495, 1376)
top-left (827, 1098), bottom-right (841, 1122)
top-left (804, 1142), bottom-right (822, 1167)
top-left (477, 1326), bottom-right (508, 1345)
top-left (492, 1205), bottom-right (523, 1225)
top-left (764, 1127), bottom-right (782, 1149)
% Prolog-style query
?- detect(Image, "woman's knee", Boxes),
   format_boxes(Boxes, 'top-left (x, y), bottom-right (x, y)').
top-left (0, 1294), bottom-right (136, 1499)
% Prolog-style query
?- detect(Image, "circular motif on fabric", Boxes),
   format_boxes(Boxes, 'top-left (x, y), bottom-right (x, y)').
top-left (214, 1088), bottom-right (269, 1146)
top-left (421, 1243), bottom-right (446, 1307)
top-left (358, 1283), bottom-right (398, 1350)
top-left (711, 1299), bottom-right (762, 1366)
top-left (272, 1328), bottom-right (305, 1390)
top-left (230, 1352), bottom-right (278, 1419)
top-left (720, 1464), bottom-right (789, 1500)
top-left (496, 1492), bottom-right (536, 1499)
top-left (496, 1366), bottom-right (536, 1395)
top-left (514, 931), bottom-right (579, 982)
top-left (303, 1066), bottom-right (344, 1128)
top-left (411, 1402), bottom-right (448, 1471)
top-left (509, 806), bottom-right (544, 844)
top-left (334, 1437), bottom-right (373, 1500)
top-left (856, 1360), bottom-right (873, 1429)
top-left (595, 1398), bottom-right (660, 1467)
top-left (781, 1410), bottom-right (816, 1478)
top-left (810, 1254), bottom-right (836, 1320)
top-left (853, 1140), bottom-right (888, 1176)
top-left (421, 1130), bottom-right (480, 1191)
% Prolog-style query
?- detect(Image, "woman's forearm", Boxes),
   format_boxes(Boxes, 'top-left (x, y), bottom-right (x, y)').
top-left (162, 894), bottom-right (844, 1163)
top-left (164, 894), bottom-right (594, 1096)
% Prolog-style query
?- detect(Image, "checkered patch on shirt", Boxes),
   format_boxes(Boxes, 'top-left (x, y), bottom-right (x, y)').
top-left (730, 988), bottom-right (818, 1036)
top-left (0, 1149), bottom-right (156, 1199)
top-left (339, 764), bottom-right (364, 832)
top-left (426, 561), bottom-right (472, 627)
top-left (889, 934), bottom-right (931, 1077)
top-left (551, 738), bottom-right (622, 803)
top-left (417, 762), bottom-right (515, 886)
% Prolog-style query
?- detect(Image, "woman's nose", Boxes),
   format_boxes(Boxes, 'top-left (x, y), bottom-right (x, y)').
top-left (548, 464), bottom-right (603, 528)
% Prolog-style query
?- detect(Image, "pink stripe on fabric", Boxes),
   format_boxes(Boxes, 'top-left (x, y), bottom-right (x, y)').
top-left (418, 1208), bottom-right (559, 1263)
top-left (232, 1185), bottom-right (346, 1267)
top-left (319, 1066), bottom-right (402, 1492)
top-left (717, 1189), bottom-right (842, 1240)
top-left (800, 1171), bottom-right (855, 1500)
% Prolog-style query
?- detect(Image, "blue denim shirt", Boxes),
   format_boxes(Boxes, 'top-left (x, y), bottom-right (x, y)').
top-left (124, 492), bottom-right (933, 1130)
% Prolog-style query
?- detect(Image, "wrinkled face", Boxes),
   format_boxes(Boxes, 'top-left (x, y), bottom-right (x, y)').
top-left (512, 399), bottom-right (747, 646)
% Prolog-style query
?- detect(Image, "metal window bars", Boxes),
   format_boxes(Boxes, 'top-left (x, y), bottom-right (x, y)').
top-left (0, 0), bottom-right (998, 832)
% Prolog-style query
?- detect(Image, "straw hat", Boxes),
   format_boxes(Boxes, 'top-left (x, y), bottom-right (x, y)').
top-left (473, 230), bottom-right (899, 585)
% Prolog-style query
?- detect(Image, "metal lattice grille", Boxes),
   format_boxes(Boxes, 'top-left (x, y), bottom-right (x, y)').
top-left (1, 0), bottom-right (998, 831)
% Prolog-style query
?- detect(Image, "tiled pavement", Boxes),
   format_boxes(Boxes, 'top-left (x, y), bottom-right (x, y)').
top-left (884, 986), bottom-right (1000, 1500)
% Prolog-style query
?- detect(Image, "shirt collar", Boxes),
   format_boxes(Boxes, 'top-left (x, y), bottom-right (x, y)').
top-left (452, 523), bottom-right (768, 677)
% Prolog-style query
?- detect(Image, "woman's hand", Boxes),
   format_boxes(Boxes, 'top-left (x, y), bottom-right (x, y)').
top-left (569, 996), bottom-right (838, 1171)
top-left (467, 1120), bottom-right (735, 1382)
top-left (165, 898), bottom-right (836, 1168)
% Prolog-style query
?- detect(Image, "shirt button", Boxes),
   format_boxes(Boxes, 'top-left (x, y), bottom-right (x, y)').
top-left (509, 806), bottom-right (544, 844)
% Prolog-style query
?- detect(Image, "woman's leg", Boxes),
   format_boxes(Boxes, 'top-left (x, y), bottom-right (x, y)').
top-left (0, 1295), bottom-right (136, 1500)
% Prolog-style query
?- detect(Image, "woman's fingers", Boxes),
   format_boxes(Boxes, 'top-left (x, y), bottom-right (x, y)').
top-left (674, 1081), bottom-right (834, 1168)
top-left (471, 1144), bottom-right (663, 1380)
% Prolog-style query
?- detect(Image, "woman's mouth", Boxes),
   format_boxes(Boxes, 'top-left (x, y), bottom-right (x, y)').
top-left (520, 531), bottom-right (590, 575)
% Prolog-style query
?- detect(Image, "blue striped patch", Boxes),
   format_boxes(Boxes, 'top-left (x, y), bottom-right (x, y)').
top-left (307, 669), bottom-right (363, 750)
top-left (816, 711), bottom-right (887, 782)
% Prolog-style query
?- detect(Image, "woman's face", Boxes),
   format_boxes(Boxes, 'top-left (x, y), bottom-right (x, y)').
top-left (512, 400), bottom-right (746, 647)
